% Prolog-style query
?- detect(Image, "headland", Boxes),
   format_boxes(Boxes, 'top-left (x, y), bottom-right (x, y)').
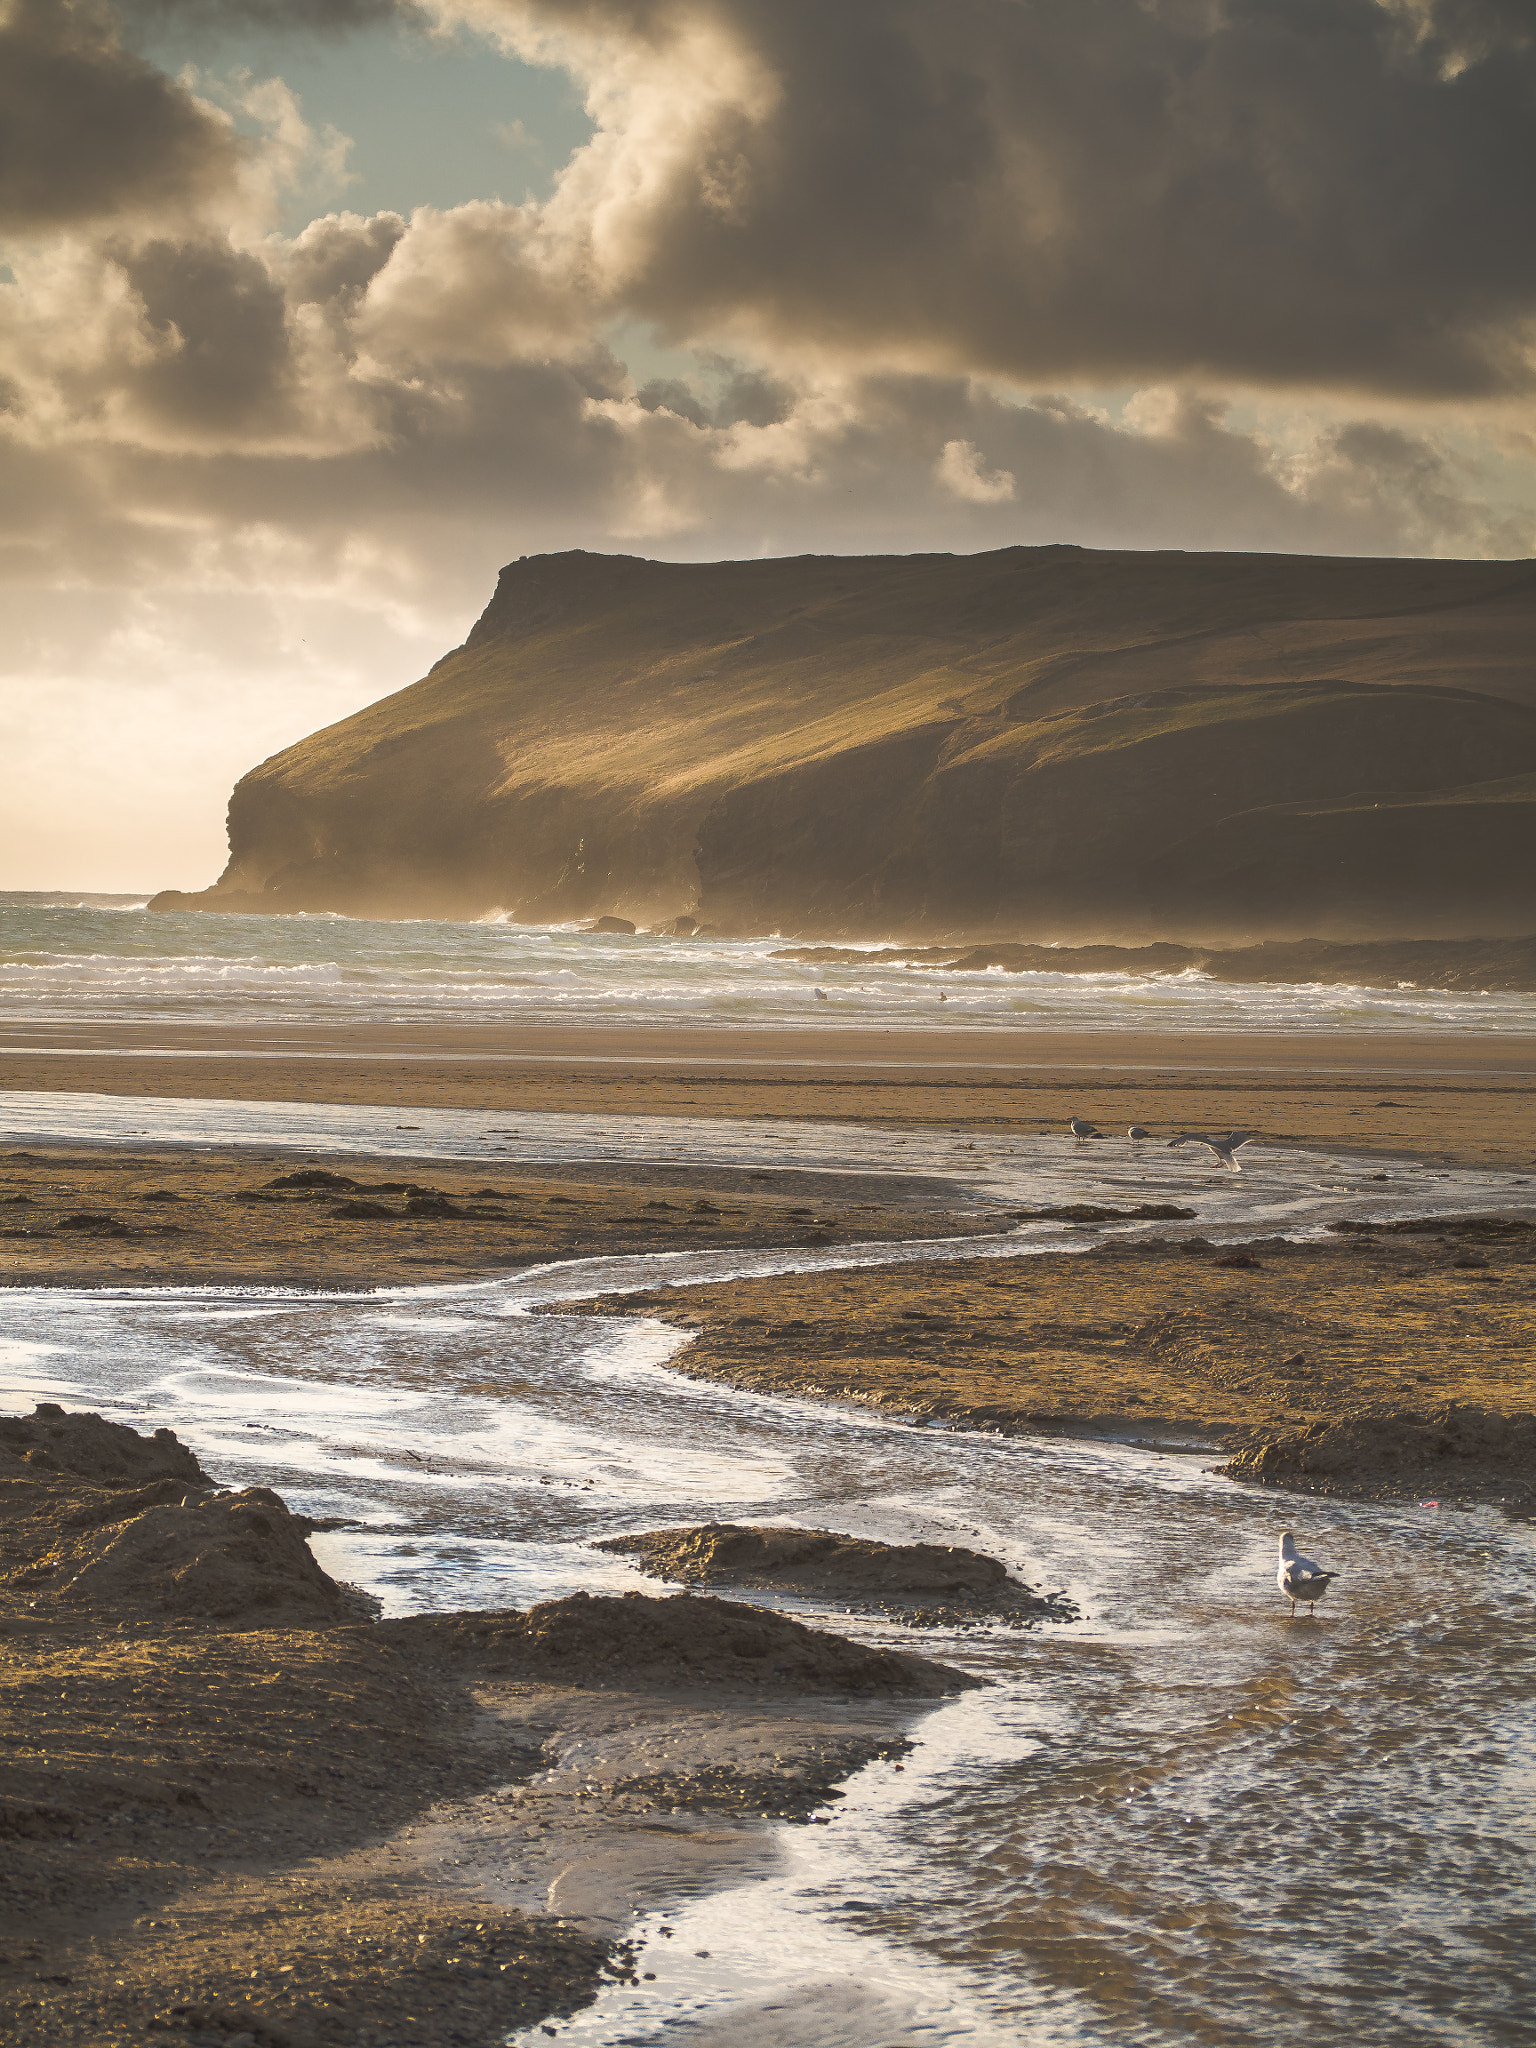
top-left (146, 544), bottom-right (1536, 938)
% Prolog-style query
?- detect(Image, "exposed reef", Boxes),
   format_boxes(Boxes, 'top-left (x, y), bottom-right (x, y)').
top-left (774, 934), bottom-right (1536, 993)
top-left (149, 544), bottom-right (1536, 940)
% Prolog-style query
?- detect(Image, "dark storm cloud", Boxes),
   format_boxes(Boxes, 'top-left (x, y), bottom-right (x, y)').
top-left (122, 236), bottom-right (294, 431)
top-left (3, 0), bottom-right (1532, 594)
top-left (516, 0), bottom-right (1536, 396)
top-left (0, 0), bottom-right (240, 230)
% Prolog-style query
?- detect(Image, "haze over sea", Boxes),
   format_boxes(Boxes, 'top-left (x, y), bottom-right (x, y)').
top-left (3, 895), bottom-right (1530, 1042)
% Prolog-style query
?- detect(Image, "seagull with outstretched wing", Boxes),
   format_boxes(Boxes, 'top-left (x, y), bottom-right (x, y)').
top-left (1168, 1131), bottom-right (1255, 1171)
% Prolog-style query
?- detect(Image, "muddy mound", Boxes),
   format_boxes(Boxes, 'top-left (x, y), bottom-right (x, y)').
top-left (394, 1590), bottom-right (978, 1695)
top-left (54, 1487), bottom-right (365, 1627)
top-left (1220, 1402), bottom-right (1536, 1505)
top-left (0, 1403), bottom-right (207, 1489)
top-left (599, 1522), bottom-right (1014, 1593)
top-left (595, 1523), bottom-right (1069, 1626)
top-left (2, 1407), bottom-right (366, 1629)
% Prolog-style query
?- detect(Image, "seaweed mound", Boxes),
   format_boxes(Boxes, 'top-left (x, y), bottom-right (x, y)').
top-left (393, 1589), bottom-right (979, 1695)
top-left (594, 1522), bottom-right (1072, 1626)
top-left (54, 1488), bottom-right (364, 1627)
top-left (0, 1403), bottom-right (207, 1488)
top-left (1326, 1214), bottom-right (1535, 1237)
top-left (1, 1405), bottom-right (365, 1629)
top-left (1006, 1203), bottom-right (1196, 1223)
top-left (1220, 1402), bottom-right (1536, 1505)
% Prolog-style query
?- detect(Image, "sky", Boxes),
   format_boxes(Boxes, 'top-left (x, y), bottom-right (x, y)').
top-left (3, 0), bottom-right (1536, 889)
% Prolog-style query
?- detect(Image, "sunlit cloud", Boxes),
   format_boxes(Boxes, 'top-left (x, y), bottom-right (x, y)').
top-left (2, 0), bottom-right (1534, 884)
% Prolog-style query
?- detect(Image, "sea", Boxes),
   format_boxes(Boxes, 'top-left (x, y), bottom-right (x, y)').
top-left (1, 891), bottom-right (1534, 2046)
top-left (2, 892), bottom-right (1533, 1037)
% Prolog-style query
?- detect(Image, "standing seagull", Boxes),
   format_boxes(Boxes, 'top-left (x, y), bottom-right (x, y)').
top-left (1168, 1130), bottom-right (1255, 1172)
top-left (1127, 1125), bottom-right (1152, 1140)
top-left (1069, 1117), bottom-right (1102, 1145)
top-left (1277, 1532), bottom-right (1335, 1618)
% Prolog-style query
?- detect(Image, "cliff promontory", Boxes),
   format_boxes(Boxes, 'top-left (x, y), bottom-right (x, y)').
top-left (154, 544), bottom-right (1536, 939)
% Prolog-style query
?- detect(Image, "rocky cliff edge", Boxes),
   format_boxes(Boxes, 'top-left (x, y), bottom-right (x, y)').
top-left (151, 543), bottom-right (1536, 940)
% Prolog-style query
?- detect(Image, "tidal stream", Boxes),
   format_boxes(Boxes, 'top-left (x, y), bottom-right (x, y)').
top-left (1, 1098), bottom-right (1532, 2045)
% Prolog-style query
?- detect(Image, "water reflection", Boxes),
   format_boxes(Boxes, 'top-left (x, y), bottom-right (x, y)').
top-left (1, 1213), bottom-right (1531, 2041)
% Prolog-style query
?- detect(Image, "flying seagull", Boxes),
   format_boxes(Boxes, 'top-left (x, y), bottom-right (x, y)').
top-left (1069, 1117), bottom-right (1102, 1144)
top-left (1277, 1531), bottom-right (1335, 1617)
top-left (1127, 1125), bottom-right (1152, 1140)
top-left (1168, 1131), bottom-right (1254, 1171)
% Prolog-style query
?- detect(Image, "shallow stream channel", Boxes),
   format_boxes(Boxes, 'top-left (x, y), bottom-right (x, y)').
top-left (2, 1096), bottom-right (1533, 2046)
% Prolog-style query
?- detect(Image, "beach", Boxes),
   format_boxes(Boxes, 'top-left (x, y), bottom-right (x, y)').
top-left (3, 1021), bottom-right (1535, 1167)
top-left (0, 1139), bottom-right (985, 1291)
top-left (582, 1229), bottom-right (1536, 1507)
top-left (1, 1408), bottom-right (959, 2048)
top-left (12, 2), bottom-right (1536, 2031)
top-left (5, 1042), bottom-right (1535, 1506)
top-left (4, 901), bottom-right (1535, 2046)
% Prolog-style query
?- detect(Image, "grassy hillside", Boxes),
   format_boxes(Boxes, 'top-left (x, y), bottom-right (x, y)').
top-left (697, 680), bottom-right (1536, 934)
top-left (158, 544), bottom-right (1536, 939)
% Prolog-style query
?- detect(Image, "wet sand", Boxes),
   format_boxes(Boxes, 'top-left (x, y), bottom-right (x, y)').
top-left (4, 1030), bottom-right (1534, 1501)
top-left (0, 1613), bottom-right (609, 2047)
top-left (0, 1145), bottom-right (983, 1290)
top-left (0, 1411), bottom-right (957, 2047)
top-left (576, 1226), bottom-right (1536, 1508)
top-left (3, 1022), bottom-right (1535, 1167)
top-left (2, 1632), bottom-right (929, 2048)
top-left (4, 1019), bottom-right (1534, 2035)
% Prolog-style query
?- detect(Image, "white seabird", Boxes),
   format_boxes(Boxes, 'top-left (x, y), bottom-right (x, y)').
top-left (1168, 1130), bottom-right (1254, 1171)
top-left (1277, 1531), bottom-right (1335, 1617)
top-left (1069, 1117), bottom-right (1101, 1145)
top-left (1127, 1125), bottom-right (1152, 1140)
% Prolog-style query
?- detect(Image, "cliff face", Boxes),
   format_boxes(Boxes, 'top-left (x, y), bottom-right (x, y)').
top-left (160, 544), bottom-right (1536, 939)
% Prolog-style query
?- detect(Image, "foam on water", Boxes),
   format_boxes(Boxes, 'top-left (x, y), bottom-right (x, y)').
top-left (4, 1253), bottom-right (1532, 2046)
top-left (2, 896), bottom-right (1531, 1036)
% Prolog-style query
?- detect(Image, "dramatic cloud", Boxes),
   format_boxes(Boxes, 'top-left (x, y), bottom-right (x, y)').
top-left (11, 1), bottom-right (1536, 467)
top-left (478, 0), bottom-right (1536, 396)
top-left (0, 0), bottom-right (241, 231)
top-left (2, 0), bottom-right (1535, 883)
